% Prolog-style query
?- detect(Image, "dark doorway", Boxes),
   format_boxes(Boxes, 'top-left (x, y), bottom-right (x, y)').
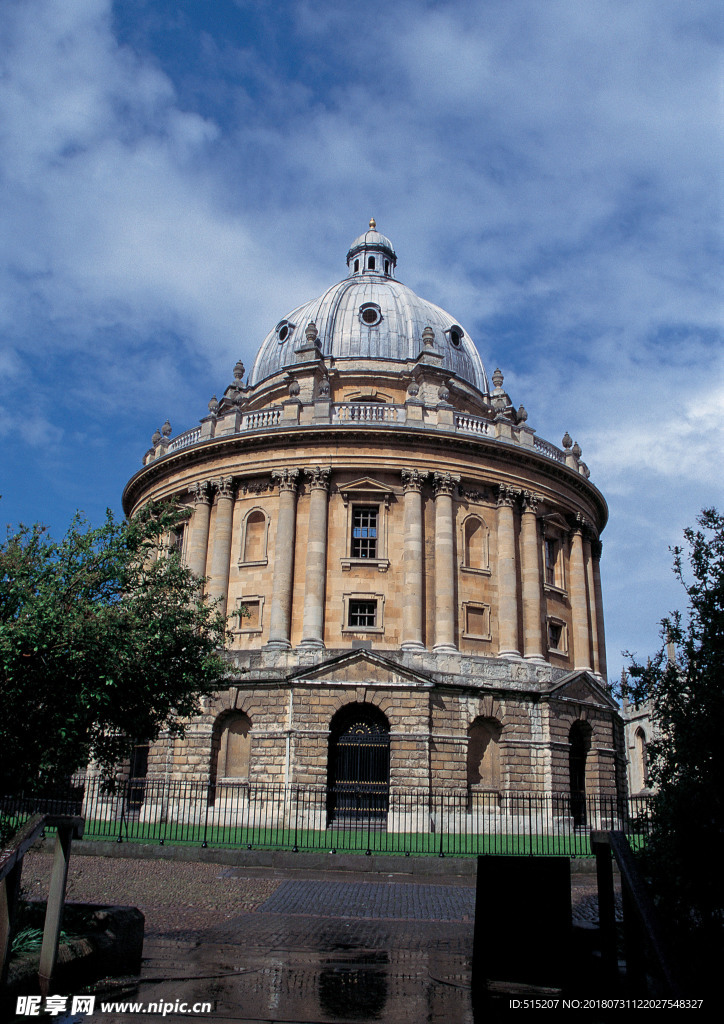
top-left (569, 721), bottom-right (592, 828)
top-left (128, 742), bottom-right (149, 814)
top-left (327, 704), bottom-right (390, 825)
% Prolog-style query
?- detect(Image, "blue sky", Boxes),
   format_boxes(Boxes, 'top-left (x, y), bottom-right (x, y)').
top-left (1, 0), bottom-right (722, 680)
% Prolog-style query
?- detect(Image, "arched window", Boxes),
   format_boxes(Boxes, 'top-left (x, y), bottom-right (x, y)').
top-left (240, 508), bottom-right (268, 564)
top-left (569, 720), bottom-right (592, 827)
top-left (212, 712), bottom-right (252, 781)
top-left (467, 717), bottom-right (501, 790)
top-left (367, 256), bottom-right (376, 270)
top-left (462, 515), bottom-right (489, 572)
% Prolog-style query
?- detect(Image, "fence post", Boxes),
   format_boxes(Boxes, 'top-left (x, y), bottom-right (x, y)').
top-left (0, 860), bottom-right (23, 987)
top-left (38, 816), bottom-right (84, 997)
top-left (590, 830), bottom-right (617, 982)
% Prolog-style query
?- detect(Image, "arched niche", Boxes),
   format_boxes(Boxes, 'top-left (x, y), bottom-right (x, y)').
top-left (211, 711), bottom-right (252, 782)
top-left (467, 716), bottom-right (502, 790)
top-left (461, 514), bottom-right (490, 573)
top-left (239, 507), bottom-right (269, 565)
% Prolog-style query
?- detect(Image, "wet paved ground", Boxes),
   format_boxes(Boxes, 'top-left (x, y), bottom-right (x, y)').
top-left (21, 848), bottom-right (613, 1024)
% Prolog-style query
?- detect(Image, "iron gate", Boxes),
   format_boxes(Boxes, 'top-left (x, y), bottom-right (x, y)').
top-left (327, 709), bottom-right (390, 824)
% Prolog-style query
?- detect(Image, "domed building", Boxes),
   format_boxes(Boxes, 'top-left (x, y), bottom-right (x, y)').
top-left (123, 221), bottom-right (624, 814)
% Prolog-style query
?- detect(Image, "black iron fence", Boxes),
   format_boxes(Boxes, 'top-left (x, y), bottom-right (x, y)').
top-left (1, 778), bottom-right (653, 858)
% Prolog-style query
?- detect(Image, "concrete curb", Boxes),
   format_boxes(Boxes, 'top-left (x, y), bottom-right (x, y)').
top-left (69, 840), bottom-right (599, 875)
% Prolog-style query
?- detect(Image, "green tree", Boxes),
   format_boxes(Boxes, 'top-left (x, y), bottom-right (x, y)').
top-left (623, 507), bottom-right (723, 984)
top-left (0, 505), bottom-right (230, 794)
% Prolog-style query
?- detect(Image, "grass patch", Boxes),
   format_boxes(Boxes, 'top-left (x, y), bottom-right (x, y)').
top-left (70, 818), bottom-right (610, 857)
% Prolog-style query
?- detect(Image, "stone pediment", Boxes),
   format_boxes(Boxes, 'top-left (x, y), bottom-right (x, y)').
top-left (289, 650), bottom-right (433, 689)
top-left (338, 477), bottom-right (395, 506)
top-left (546, 671), bottom-right (618, 710)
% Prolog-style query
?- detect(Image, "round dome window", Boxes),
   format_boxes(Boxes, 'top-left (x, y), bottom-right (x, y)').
top-left (276, 321), bottom-right (294, 343)
top-left (448, 325), bottom-right (464, 347)
top-left (359, 304), bottom-right (382, 327)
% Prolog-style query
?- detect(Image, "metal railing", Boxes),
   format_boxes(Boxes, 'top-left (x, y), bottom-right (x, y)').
top-left (2, 782), bottom-right (652, 858)
top-left (591, 830), bottom-right (682, 996)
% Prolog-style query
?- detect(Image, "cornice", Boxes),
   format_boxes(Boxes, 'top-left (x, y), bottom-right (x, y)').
top-left (122, 423), bottom-right (608, 528)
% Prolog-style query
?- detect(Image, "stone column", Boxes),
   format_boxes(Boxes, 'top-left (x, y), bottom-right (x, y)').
top-left (432, 472), bottom-right (459, 653)
top-left (569, 518), bottom-right (592, 671)
top-left (583, 532), bottom-right (601, 675)
top-left (496, 484), bottom-right (521, 657)
top-left (300, 467), bottom-right (331, 648)
top-left (591, 540), bottom-right (608, 680)
top-left (186, 481), bottom-right (212, 580)
top-left (520, 491), bottom-right (545, 662)
top-left (207, 476), bottom-right (235, 617)
top-left (266, 468), bottom-right (300, 649)
top-left (401, 469), bottom-right (426, 651)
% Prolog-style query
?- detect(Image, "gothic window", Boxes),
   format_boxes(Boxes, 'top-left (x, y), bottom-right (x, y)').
top-left (239, 508), bottom-right (269, 565)
top-left (461, 515), bottom-right (490, 573)
top-left (467, 717), bottom-right (502, 790)
top-left (633, 727), bottom-right (649, 792)
top-left (213, 712), bottom-right (252, 781)
top-left (352, 507), bottom-right (378, 558)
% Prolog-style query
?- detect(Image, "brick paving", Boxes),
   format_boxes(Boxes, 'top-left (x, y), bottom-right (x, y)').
top-left (259, 878), bottom-right (476, 921)
top-left (18, 847), bottom-right (617, 1023)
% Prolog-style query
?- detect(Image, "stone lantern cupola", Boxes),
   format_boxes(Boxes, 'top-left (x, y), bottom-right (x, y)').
top-left (346, 218), bottom-right (397, 277)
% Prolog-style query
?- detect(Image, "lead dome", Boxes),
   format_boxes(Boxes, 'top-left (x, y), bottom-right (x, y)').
top-left (250, 223), bottom-right (488, 391)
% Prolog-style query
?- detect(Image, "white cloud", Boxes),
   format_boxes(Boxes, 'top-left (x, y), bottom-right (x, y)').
top-left (0, 0), bottom-right (720, 678)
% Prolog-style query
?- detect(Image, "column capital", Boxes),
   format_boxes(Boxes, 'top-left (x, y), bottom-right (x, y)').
top-left (304, 466), bottom-right (331, 491)
top-left (432, 471), bottom-right (460, 497)
top-left (571, 512), bottom-right (592, 536)
top-left (272, 467), bottom-right (300, 493)
top-left (214, 476), bottom-right (235, 500)
top-left (401, 468), bottom-right (427, 493)
top-left (496, 483), bottom-right (520, 507)
top-left (591, 539), bottom-right (603, 559)
top-left (521, 490), bottom-right (542, 514)
top-left (190, 480), bottom-right (212, 505)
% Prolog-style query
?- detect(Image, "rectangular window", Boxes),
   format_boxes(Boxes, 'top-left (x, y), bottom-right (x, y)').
top-left (547, 619), bottom-right (567, 653)
top-left (351, 507), bottom-right (378, 558)
top-left (348, 599), bottom-right (377, 628)
top-left (170, 524), bottom-right (185, 556)
top-left (545, 538), bottom-right (558, 586)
